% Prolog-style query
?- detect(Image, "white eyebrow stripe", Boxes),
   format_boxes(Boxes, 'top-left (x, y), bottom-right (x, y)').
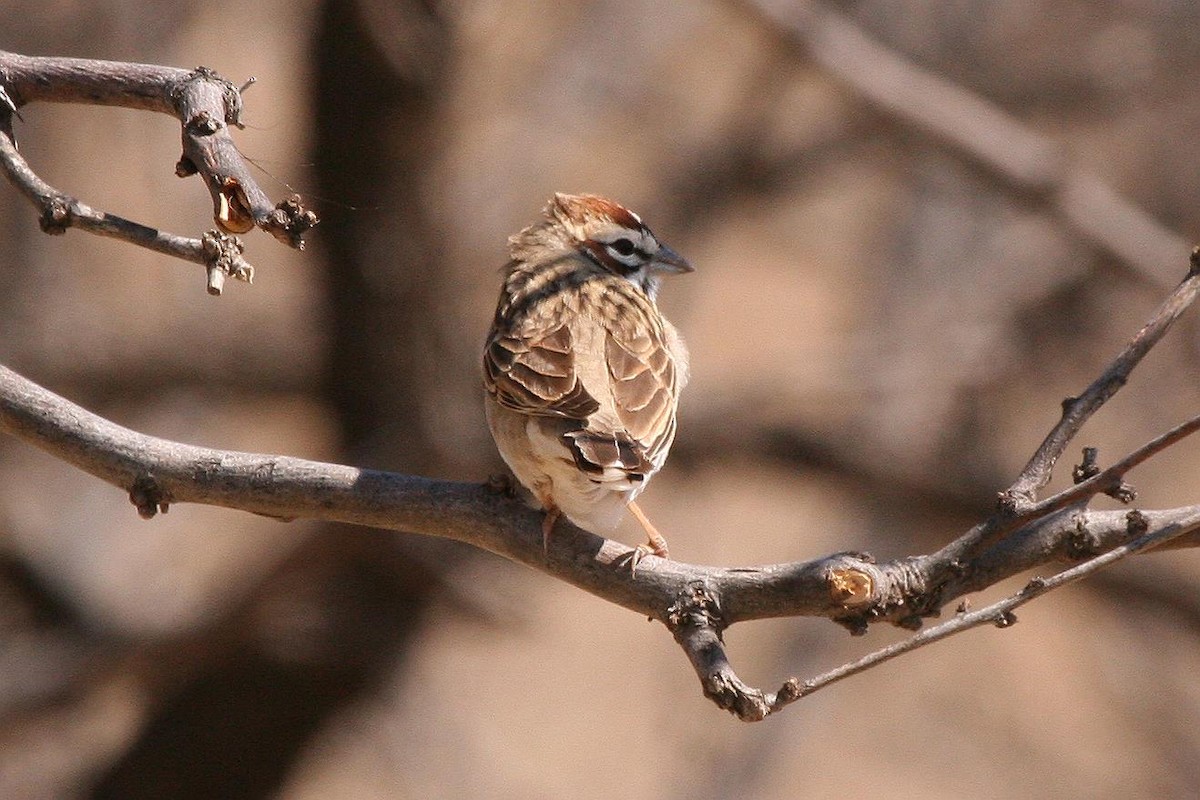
top-left (606, 245), bottom-right (644, 266)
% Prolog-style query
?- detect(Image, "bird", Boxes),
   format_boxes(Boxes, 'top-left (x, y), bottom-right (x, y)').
top-left (483, 193), bottom-right (692, 569)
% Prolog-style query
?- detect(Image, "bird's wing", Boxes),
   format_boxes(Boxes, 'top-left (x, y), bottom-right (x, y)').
top-left (561, 289), bottom-right (681, 483)
top-left (484, 312), bottom-right (600, 421)
top-left (600, 312), bottom-right (679, 470)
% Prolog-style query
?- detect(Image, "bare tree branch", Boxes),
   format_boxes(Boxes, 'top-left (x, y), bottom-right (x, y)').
top-left (3, 354), bottom-right (1199, 720)
top-left (0, 50), bottom-right (317, 294)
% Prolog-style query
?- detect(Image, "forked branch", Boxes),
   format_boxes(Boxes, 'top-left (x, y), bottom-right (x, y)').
top-left (903, 251), bottom-right (1200, 591)
top-left (779, 505), bottom-right (1200, 709)
top-left (1005, 252), bottom-right (1200, 507)
top-left (0, 50), bottom-right (317, 293)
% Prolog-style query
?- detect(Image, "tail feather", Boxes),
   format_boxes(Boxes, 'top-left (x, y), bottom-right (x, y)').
top-left (562, 429), bottom-right (652, 486)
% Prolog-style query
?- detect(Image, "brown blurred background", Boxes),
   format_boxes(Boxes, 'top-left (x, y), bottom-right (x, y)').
top-left (4, 1), bottom-right (1200, 797)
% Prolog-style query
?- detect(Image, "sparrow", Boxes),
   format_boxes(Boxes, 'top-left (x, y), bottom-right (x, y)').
top-left (483, 193), bottom-right (692, 567)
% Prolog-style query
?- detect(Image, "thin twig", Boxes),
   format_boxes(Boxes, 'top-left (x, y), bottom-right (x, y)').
top-left (961, 408), bottom-right (1200, 563)
top-left (1027, 413), bottom-right (1200, 515)
top-left (917, 257), bottom-right (1200, 572)
top-left (1004, 253), bottom-right (1200, 506)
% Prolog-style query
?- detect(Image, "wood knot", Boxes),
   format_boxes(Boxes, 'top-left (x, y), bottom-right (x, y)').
top-left (666, 580), bottom-right (723, 635)
top-left (129, 473), bottom-right (170, 519)
top-left (995, 489), bottom-right (1030, 516)
top-left (994, 610), bottom-right (1018, 628)
top-left (1125, 508), bottom-right (1149, 537)
top-left (38, 196), bottom-right (71, 234)
top-left (185, 109), bottom-right (222, 136)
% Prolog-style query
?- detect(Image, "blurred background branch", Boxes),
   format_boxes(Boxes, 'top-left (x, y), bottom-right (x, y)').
top-left (736, 0), bottom-right (1189, 287)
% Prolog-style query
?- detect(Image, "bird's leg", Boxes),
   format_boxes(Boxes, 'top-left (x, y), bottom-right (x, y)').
top-left (627, 501), bottom-right (670, 573)
top-left (541, 504), bottom-right (562, 554)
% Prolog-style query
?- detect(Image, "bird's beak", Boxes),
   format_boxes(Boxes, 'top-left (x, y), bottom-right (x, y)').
top-left (652, 243), bottom-right (694, 274)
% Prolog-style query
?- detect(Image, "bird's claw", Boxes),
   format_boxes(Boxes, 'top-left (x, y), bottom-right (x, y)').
top-left (624, 541), bottom-right (670, 576)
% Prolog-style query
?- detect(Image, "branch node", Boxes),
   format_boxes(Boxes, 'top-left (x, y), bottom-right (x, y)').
top-left (175, 66), bottom-right (242, 126)
top-left (38, 195), bottom-right (72, 234)
top-left (775, 678), bottom-right (802, 704)
top-left (263, 195), bottom-right (319, 250)
top-left (1065, 512), bottom-right (1102, 560)
top-left (666, 579), bottom-right (724, 634)
top-left (1189, 244), bottom-right (1200, 276)
top-left (174, 156), bottom-right (198, 178)
top-left (994, 610), bottom-right (1018, 628)
top-left (200, 229), bottom-right (252, 294)
top-left (185, 109), bottom-right (222, 137)
top-left (1072, 446), bottom-right (1100, 483)
top-left (1072, 446), bottom-right (1136, 502)
top-left (128, 473), bottom-right (169, 519)
top-left (995, 489), bottom-right (1030, 516)
top-left (1108, 482), bottom-right (1137, 504)
top-left (1125, 508), bottom-right (1149, 537)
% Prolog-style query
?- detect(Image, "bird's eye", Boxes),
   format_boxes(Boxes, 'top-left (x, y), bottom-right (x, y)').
top-left (611, 238), bottom-right (636, 256)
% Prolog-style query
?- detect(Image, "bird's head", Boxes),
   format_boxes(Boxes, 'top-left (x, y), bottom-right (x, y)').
top-left (546, 193), bottom-right (693, 297)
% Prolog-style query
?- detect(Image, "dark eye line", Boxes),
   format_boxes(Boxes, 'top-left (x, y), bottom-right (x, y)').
top-left (582, 238), bottom-right (646, 276)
